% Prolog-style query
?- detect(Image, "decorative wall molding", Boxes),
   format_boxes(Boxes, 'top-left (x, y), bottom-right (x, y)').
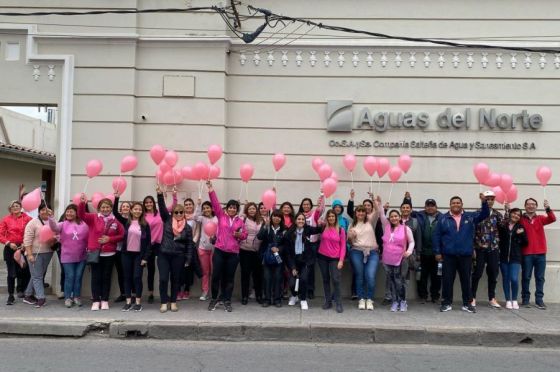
top-left (236, 49), bottom-right (560, 71)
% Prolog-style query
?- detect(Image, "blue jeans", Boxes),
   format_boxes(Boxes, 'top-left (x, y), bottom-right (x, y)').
top-left (522, 254), bottom-right (546, 303)
top-left (62, 261), bottom-right (86, 299)
top-left (500, 262), bottom-right (521, 301)
top-left (350, 249), bottom-right (379, 300)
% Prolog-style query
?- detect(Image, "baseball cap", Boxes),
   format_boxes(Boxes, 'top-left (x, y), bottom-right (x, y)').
top-left (483, 190), bottom-right (496, 197)
top-left (424, 199), bottom-right (437, 206)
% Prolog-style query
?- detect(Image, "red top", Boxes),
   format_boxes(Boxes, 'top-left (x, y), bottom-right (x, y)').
top-left (0, 213), bottom-right (32, 246)
top-left (78, 202), bottom-right (124, 253)
top-left (520, 210), bottom-right (556, 255)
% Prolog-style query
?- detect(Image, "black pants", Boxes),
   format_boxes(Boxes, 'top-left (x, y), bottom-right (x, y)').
top-left (211, 248), bottom-right (239, 302)
top-left (263, 264), bottom-right (283, 304)
top-left (307, 241), bottom-right (319, 295)
top-left (442, 254), bottom-right (472, 307)
top-left (147, 243), bottom-right (160, 292)
top-left (90, 255), bottom-right (116, 302)
top-left (121, 251), bottom-right (144, 298)
top-left (239, 249), bottom-right (262, 300)
top-left (181, 265), bottom-right (194, 292)
top-left (291, 260), bottom-right (309, 301)
top-left (157, 252), bottom-right (184, 304)
top-left (4, 247), bottom-right (30, 295)
top-left (471, 249), bottom-right (499, 301)
top-left (114, 251), bottom-right (125, 296)
top-left (317, 254), bottom-right (341, 304)
top-left (418, 254), bottom-right (441, 301)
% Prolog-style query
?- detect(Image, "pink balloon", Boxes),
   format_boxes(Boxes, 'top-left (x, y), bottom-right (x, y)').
top-left (72, 193), bottom-right (84, 206)
top-left (173, 169), bottom-right (184, 184)
top-left (272, 153), bottom-right (286, 172)
top-left (388, 166), bottom-right (403, 183)
top-left (209, 165), bottom-right (221, 180)
top-left (22, 188), bottom-right (42, 211)
top-left (363, 156), bottom-right (378, 177)
top-left (312, 157), bottom-right (324, 174)
top-left (261, 189), bottom-right (276, 210)
top-left (398, 154), bottom-right (412, 174)
top-left (39, 225), bottom-right (55, 243)
top-left (91, 192), bottom-right (104, 210)
top-left (194, 162), bottom-right (210, 181)
top-left (159, 162), bottom-right (171, 174)
top-left (181, 166), bottom-right (196, 181)
top-left (203, 221), bottom-right (217, 237)
top-left (492, 186), bottom-right (506, 205)
top-left (322, 177), bottom-right (337, 198)
top-left (536, 166), bottom-right (552, 187)
top-left (318, 164), bottom-right (333, 181)
top-left (331, 171), bottom-right (339, 182)
top-left (506, 184), bottom-right (518, 203)
top-left (155, 169), bottom-right (163, 184)
top-left (500, 174), bottom-right (514, 194)
top-left (377, 158), bottom-right (390, 178)
top-left (240, 163), bottom-right (255, 183)
top-left (164, 150), bottom-right (178, 167)
top-left (120, 155), bottom-right (138, 173)
top-left (105, 194), bottom-right (115, 204)
top-left (150, 145), bottom-right (166, 165)
top-left (112, 177), bottom-right (127, 196)
top-left (342, 154), bottom-right (357, 172)
top-left (85, 159), bottom-right (103, 178)
top-left (473, 162), bottom-right (490, 184)
top-left (207, 144), bottom-right (223, 165)
top-left (163, 171), bottom-right (175, 186)
top-left (485, 173), bottom-right (501, 187)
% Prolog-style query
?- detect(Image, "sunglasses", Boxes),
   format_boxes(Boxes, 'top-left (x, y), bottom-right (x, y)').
top-left (174, 211), bottom-right (184, 215)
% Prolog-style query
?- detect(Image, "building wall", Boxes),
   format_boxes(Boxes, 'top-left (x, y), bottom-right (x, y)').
top-left (1, 0), bottom-right (559, 301)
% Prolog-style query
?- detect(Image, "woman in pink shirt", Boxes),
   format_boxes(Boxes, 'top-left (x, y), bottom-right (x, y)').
top-left (317, 209), bottom-right (346, 313)
top-left (194, 200), bottom-right (217, 301)
top-left (379, 199), bottom-right (415, 313)
top-left (142, 195), bottom-right (162, 304)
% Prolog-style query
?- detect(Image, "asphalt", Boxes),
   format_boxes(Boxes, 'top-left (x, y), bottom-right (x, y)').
top-left (0, 295), bottom-right (558, 348)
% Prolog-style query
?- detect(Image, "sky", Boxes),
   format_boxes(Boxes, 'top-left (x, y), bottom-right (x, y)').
top-left (1, 106), bottom-right (49, 121)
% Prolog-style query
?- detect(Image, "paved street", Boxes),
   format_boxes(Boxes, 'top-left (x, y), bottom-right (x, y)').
top-left (0, 338), bottom-right (558, 372)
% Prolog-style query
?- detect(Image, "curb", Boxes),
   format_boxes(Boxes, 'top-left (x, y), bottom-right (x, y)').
top-left (1, 320), bottom-right (558, 348)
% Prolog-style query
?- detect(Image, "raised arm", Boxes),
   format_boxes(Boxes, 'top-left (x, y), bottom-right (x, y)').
top-left (207, 181), bottom-right (225, 220)
top-left (157, 191), bottom-right (171, 223)
top-left (346, 189), bottom-right (355, 219)
top-left (112, 196), bottom-right (128, 226)
top-left (47, 217), bottom-right (63, 233)
top-left (78, 195), bottom-right (94, 225)
top-left (313, 194), bottom-right (326, 222)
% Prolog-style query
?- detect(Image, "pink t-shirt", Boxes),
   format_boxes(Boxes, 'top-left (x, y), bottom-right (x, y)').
top-left (126, 220), bottom-right (141, 252)
top-left (145, 212), bottom-right (163, 244)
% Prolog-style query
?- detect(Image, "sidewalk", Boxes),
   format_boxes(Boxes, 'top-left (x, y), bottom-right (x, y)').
top-left (0, 295), bottom-right (559, 348)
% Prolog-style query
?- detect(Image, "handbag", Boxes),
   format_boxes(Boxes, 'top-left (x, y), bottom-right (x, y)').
top-left (86, 249), bottom-right (100, 264)
top-left (14, 249), bottom-right (27, 269)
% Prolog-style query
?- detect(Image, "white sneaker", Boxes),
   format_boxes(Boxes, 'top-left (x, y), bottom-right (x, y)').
top-left (489, 298), bottom-right (501, 308)
top-left (505, 301), bottom-right (513, 309)
top-left (300, 300), bottom-right (309, 310)
top-left (199, 292), bottom-right (208, 301)
top-left (512, 301), bottom-right (520, 310)
top-left (91, 302), bottom-right (100, 311)
top-left (470, 299), bottom-right (476, 307)
top-left (366, 299), bottom-right (374, 311)
top-left (288, 296), bottom-right (298, 306)
top-left (358, 299), bottom-right (366, 310)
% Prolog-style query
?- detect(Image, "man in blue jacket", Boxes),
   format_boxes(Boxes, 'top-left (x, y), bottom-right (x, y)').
top-left (433, 193), bottom-right (489, 313)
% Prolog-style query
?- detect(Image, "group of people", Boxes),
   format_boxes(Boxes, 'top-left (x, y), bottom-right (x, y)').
top-left (0, 181), bottom-right (555, 314)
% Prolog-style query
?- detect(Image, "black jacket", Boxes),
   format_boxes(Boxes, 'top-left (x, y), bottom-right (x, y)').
top-left (113, 197), bottom-right (152, 261)
top-left (157, 193), bottom-right (194, 264)
top-left (282, 225), bottom-right (322, 268)
top-left (257, 224), bottom-right (289, 266)
top-left (498, 221), bottom-right (528, 264)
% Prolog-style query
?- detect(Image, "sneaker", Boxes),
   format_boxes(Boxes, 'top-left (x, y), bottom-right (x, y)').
top-left (133, 304), bottom-right (143, 312)
top-left (351, 294), bottom-right (358, 301)
top-left (170, 303), bottom-right (178, 312)
top-left (470, 299), bottom-right (476, 307)
top-left (300, 300), bottom-right (309, 310)
top-left (399, 300), bottom-right (408, 312)
top-left (184, 291), bottom-right (190, 300)
top-left (176, 291), bottom-right (185, 301)
top-left (148, 294), bottom-right (154, 304)
top-left (241, 298), bottom-right (248, 305)
top-left (288, 296), bottom-right (298, 306)
top-left (322, 301), bottom-right (332, 310)
top-left (336, 302), bottom-right (343, 313)
top-left (224, 301), bottom-right (233, 312)
top-left (307, 291), bottom-right (314, 300)
top-left (160, 303), bottom-right (168, 313)
top-left (390, 302), bottom-right (399, 312)
top-left (16, 292), bottom-right (24, 299)
top-left (199, 292), bottom-right (208, 301)
top-left (461, 304), bottom-right (476, 313)
top-left (274, 301), bottom-right (282, 308)
top-left (489, 299), bottom-right (501, 308)
top-left (535, 302), bottom-right (547, 310)
top-left (35, 298), bottom-right (46, 308)
top-left (114, 295), bottom-right (126, 303)
top-left (505, 301), bottom-right (513, 309)
top-left (382, 298), bottom-right (392, 306)
top-left (65, 299), bottom-right (73, 308)
top-left (101, 301), bottom-right (110, 310)
top-left (440, 304), bottom-right (452, 312)
top-left (121, 303), bottom-right (132, 312)
top-left (358, 299), bottom-right (366, 310)
top-left (6, 295), bottom-right (15, 306)
top-left (512, 301), bottom-right (520, 310)
top-left (366, 299), bottom-right (374, 311)
top-left (522, 300), bottom-right (531, 308)
top-left (23, 296), bottom-right (37, 305)
top-left (208, 299), bottom-right (218, 311)
top-left (262, 301), bottom-right (271, 308)
top-left (91, 302), bottom-right (100, 311)
top-left (74, 298), bottom-right (82, 307)
top-left (248, 290), bottom-right (256, 300)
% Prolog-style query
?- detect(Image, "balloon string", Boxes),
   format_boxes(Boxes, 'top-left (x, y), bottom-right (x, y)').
top-left (351, 171), bottom-right (354, 190)
top-left (273, 172), bottom-right (278, 189)
top-left (369, 177), bottom-right (373, 194)
top-left (388, 183), bottom-right (394, 206)
top-left (198, 180), bottom-right (203, 199)
top-left (377, 180), bottom-right (381, 196)
top-left (83, 178), bottom-right (90, 194)
top-left (544, 186), bottom-right (547, 201)
top-left (245, 183), bottom-right (249, 202)
top-left (238, 182), bottom-right (243, 201)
